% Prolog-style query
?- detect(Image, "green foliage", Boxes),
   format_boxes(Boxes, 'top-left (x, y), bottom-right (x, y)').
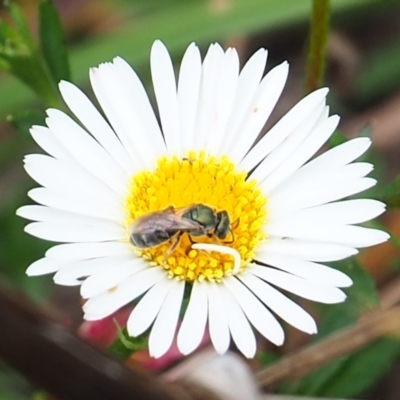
top-left (108, 322), bottom-right (148, 360)
top-left (6, 110), bottom-right (46, 136)
top-left (0, 0), bottom-right (376, 117)
top-left (39, 0), bottom-right (71, 83)
top-left (320, 338), bottom-right (400, 398)
top-left (0, 1), bottom-right (65, 108)
top-left (356, 38), bottom-right (400, 104)
top-left (0, 362), bottom-right (32, 400)
top-left (379, 175), bottom-right (400, 209)
top-left (282, 258), bottom-right (400, 398)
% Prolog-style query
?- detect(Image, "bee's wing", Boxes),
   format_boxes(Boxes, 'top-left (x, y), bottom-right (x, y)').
top-left (173, 204), bottom-right (200, 217)
top-left (162, 212), bottom-right (203, 231)
top-left (130, 209), bottom-right (202, 234)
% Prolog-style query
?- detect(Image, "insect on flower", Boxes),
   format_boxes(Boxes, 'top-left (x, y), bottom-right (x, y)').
top-left (129, 204), bottom-right (234, 259)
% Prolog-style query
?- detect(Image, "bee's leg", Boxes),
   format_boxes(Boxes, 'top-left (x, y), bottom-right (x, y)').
top-left (187, 234), bottom-right (197, 244)
top-left (162, 232), bottom-right (183, 264)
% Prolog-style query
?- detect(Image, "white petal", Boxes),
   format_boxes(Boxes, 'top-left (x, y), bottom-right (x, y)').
top-left (178, 281), bottom-right (208, 355)
top-left (260, 115), bottom-right (340, 193)
top-left (178, 43), bottom-right (202, 155)
top-left (23, 154), bottom-right (120, 207)
top-left (204, 47), bottom-right (240, 155)
top-left (268, 176), bottom-right (377, 215)
top-left (46, 109), bottom-right (128, 195)
top-left (149, 279), bottom-right (185, 358)
top-left (58, 80), bottom-right (133, 173)
top-left (53, 256), bottom-right (141, 286)
top-left (240, 88), bottom-right (329, 171)
top-left (254, 252), bottom-right (352, 287)
top-left (230, 62), bottom-right (289, 164)
top-left (26, 257), bottom-right (71, 276)
top-left (221, 48), bottom-right (267, 153)
top-left (208, 282), bottom-right (230, 355)
top-left (83, 267), bottom-right (166, 319)
top-left (193, 43), bottom-right (225, 151)
top-left (224, 276), bottom-right (284, 346)
top-left (52, 257), bottom-right (111, 286)
top-left (251, 101), bottom-right (327, 183)
top-left (250, 264), bottom-right (346, 304)
top-left (127, 278), bottom-right (171, 337)
top-left (17, 205), bottom-right (118, 228)
top-left (25, 221), bottom-right (124, 243)
top-left (104, 57), bottom-right (166, 162)
top-left (258, 238), bottom-right (358, 262)
top-left (239, 272), bottom-right (317, 334)
top-left (269, 158), bottom-right (374, 203)
top-left (294, 137), bottom-right (372, 177)
top-left (80, 260), bottom-right (142, 299)
top-left (151, 40), bottom-right (180, 154)
top-left (267, 199), bottom-right (386, 225)
top-left (30, 126), bottom-right (73, 162)
top-left (53, 255), bottom-right (136, 285)
top-left (46, 242), bottom-right (132, 260)
top-left (89, 64), bottom-right (143, 171)
top-left (222, 284), bottom-right (257, 358)
top-left (28, 187), bottom-right (124, 222)
top-left (266, 222), bottom-right (389, 248)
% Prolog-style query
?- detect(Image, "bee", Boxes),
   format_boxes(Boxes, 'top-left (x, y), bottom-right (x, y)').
top-left (129, 204), bottom-right (234, 259)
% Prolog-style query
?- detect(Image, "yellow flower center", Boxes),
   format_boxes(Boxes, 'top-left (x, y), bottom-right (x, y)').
top-left (125, 151), bottom-right (267, 282)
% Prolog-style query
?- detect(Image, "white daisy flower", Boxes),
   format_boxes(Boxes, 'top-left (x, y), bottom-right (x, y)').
top-left (18, 40), bottom-right (389, 359)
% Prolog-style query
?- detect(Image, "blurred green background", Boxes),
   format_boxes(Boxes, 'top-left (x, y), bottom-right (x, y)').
top-left (1, 0), bottom-right (400, 399)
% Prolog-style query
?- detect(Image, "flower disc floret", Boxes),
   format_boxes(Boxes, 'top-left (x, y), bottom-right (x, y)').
top-left (125, 152), bottom-right (267, 282)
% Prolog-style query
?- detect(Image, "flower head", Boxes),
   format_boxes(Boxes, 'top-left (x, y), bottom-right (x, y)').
top-left (18, 40), bottom-right (389, 358)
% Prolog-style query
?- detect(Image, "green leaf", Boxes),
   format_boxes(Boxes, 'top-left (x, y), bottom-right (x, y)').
top-left (379, 175), bottom-right (400, 209)
top-left (321, 338), bottom-right (400, 398)
top-left (356, 37), bottom-right (400, 105)
top-left (0, 362), bottom-right (32, 400)
top-left (7, 109), bottom-right (46, 135)
top-left (281, 357), bottom-right (348, 396)
top-left (0, 2), bottom-right (63, 107)
top-left (328, 130), bottom-right (347, 148)
top-left (328, 124), bottom-right (373, 149)
top-left (283, 258), bottom-right (380, 396)
top-left (0, 51), bottom-right (60, 108)
top-left (4, 1), bottom-right (36, 52)
top-left (258, 350), bottom-right (281, 367)
top-left (317, 258), bottom-right (379, 337)
top-left (39, 0), bottom-right (71, 82)
top-left (108, 322), bottom-right (147, 360)
top-left (0, 19), bottom-right (18, 46)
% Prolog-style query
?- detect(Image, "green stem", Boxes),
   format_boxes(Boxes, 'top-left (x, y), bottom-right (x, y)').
top-left (305, 0), bottom-right (331, 94)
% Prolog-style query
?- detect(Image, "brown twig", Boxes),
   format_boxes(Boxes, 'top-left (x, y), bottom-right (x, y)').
top-left (380, 275), bottom-right (400, 310)
top-left (0, 284), bottom-right (181, 400)
top-left (256, 307), bottom-right (400, 389)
